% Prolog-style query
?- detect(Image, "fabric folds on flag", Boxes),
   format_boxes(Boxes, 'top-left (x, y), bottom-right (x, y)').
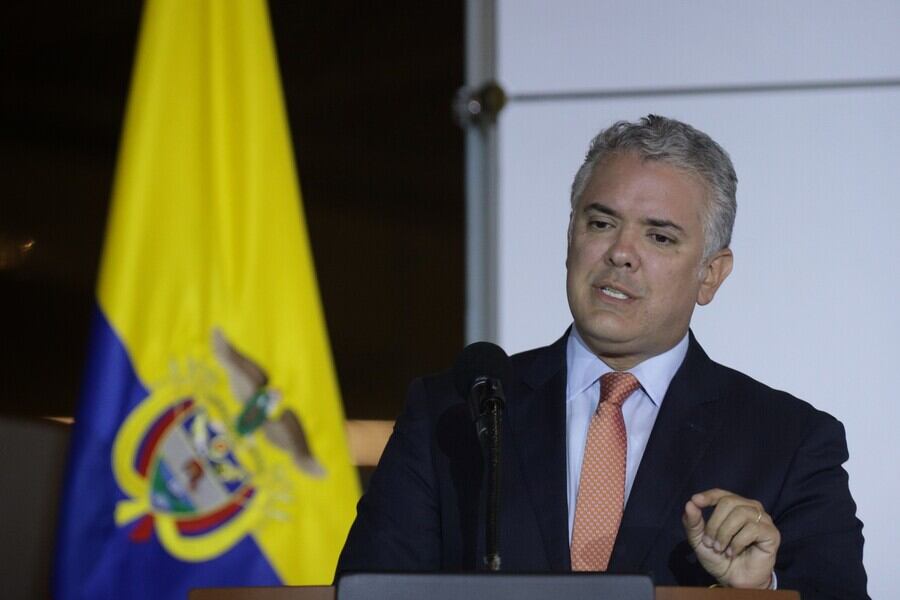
top-left (54, 1), bottom-right (359, 597)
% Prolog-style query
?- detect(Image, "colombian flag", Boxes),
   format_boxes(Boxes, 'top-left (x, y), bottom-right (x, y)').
top-left (53, 1), bottom-right (359, 597)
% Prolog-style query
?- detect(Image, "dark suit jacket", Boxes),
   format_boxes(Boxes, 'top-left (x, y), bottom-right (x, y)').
top-left (337, 333), bottom-right (868, 599)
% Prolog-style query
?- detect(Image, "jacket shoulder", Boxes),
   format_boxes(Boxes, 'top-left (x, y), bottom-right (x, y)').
top-left (709, 357), bottom-right (843, 431)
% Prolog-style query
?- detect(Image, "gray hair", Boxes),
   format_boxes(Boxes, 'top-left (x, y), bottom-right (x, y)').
top-left (570, 115), bottom-right (737, 262)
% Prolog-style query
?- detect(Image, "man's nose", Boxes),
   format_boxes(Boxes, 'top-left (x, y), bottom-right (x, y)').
top-left (605, 230), bottom-right (640, 270)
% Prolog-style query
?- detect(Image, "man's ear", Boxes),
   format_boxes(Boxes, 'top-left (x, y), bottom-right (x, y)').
top-left (697, 248), bottom-right (733, 306)
top-left (565, 210), bottom-right (574, 268)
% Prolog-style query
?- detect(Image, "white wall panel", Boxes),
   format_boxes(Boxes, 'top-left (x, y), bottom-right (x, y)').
top-left (487, 3), bottom-right (900, 594)
top-left (497, 0), bottom-right (900, 94)
top-left (495, 89), bottom-right (899, 598)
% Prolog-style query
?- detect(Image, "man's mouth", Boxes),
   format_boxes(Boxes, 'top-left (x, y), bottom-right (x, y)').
top-left (599, 285), bottom-right (632, 300)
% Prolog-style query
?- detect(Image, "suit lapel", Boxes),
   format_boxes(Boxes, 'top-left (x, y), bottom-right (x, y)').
top-left (609, 333), bottom-right (726, 573)
top-left (507, 335), bottom-right (571, 571)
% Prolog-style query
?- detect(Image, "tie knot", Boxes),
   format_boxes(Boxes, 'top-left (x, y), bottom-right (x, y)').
top-left (600, 371), bottom-right (639, 407)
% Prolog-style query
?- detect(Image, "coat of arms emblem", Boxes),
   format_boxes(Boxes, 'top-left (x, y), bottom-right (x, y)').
top-left (111, 329), bottom-right (324, 561)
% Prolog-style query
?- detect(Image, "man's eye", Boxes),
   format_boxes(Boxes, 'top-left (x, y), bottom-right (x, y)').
top-left (588, 220), bottom-right (612, 230)
top-left (650, 233), bottom-right (675, 244)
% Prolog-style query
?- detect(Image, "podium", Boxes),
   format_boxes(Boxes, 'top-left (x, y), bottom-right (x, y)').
top-left (190, 585), bottom-right (800, 600)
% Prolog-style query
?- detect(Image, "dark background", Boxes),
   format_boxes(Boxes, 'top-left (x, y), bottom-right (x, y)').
top-left (0, 1), bottom-right (465, 420)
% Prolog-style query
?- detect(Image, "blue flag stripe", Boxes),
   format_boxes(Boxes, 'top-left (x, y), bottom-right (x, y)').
top-left (54, 308), bottom-right (280, 599)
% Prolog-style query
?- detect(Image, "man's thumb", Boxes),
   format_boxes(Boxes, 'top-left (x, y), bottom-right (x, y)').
top-left (682, 500), bottom-right (706, 547)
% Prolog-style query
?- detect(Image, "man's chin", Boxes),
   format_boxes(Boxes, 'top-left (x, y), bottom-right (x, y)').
top-left (574, 322), bottom-right (639, 355)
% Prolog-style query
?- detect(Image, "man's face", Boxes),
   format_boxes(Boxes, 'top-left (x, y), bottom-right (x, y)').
top-left (566, 152), bottom-right (732, 369)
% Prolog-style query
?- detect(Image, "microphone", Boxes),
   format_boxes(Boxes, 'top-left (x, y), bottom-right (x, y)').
top-left (452, 341), bottom-right (512, 440)
top-left (452, 342), bottom-right (511, 572)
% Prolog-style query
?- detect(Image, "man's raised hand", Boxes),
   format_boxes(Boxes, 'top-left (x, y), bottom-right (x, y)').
top-left (682, 488), bottom-right (780, 589)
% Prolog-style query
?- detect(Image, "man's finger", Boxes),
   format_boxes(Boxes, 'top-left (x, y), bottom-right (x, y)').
top-left (682, 500), bottom-right (707, 547)
top-left (703, 493), bottom-right (743, 543)
top-left (707, 495), bottom-right (763, 541)
top-left (726, 522), bottom-right (761, 558)
top-left (689, 488), bottom-right (730, 508)
top-left (713, 505), bottom-right (759, 553)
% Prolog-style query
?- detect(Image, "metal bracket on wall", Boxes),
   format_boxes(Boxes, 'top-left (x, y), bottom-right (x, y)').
top-left (454, 81), bottom-right (507, 127)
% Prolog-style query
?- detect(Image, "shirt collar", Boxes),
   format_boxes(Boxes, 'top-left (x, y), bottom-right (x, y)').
top-left (566, 325), bottom-right (690, 407)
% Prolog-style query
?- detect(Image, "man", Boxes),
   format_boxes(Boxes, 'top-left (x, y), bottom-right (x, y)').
top-left (337, 116), bottom-right (868, 598)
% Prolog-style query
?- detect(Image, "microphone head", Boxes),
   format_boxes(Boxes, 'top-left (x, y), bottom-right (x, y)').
top-left (452, 341), bottom-right (512, 398)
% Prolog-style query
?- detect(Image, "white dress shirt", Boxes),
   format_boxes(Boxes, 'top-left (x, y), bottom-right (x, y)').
top-left (565, 326), bottom-right (689, 543)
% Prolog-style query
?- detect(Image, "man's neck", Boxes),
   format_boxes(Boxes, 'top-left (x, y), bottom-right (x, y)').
top-left (573, 327), bottom-right (689, 371)
top-left (567, 326), bottom-right (690, 407)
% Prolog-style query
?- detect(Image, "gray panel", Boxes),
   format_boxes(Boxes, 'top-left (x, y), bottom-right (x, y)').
top-left (497, 0), bottom-right (900, 94)
top-left (0, 417), bottom-right (70, 600)
top-left (337, 573), bottom-right (653, 600)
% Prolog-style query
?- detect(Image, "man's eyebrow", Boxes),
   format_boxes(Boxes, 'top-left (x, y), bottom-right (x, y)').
top-left (583, 203), bottom-right (619, 218)
top-left (643, 217), bottom-right (685, 233)
top-left (584, 203), bottom-right (687, 234)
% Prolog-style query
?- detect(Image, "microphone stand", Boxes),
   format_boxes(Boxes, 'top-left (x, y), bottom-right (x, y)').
top-left (469, 378), bottom-right (505, 572)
